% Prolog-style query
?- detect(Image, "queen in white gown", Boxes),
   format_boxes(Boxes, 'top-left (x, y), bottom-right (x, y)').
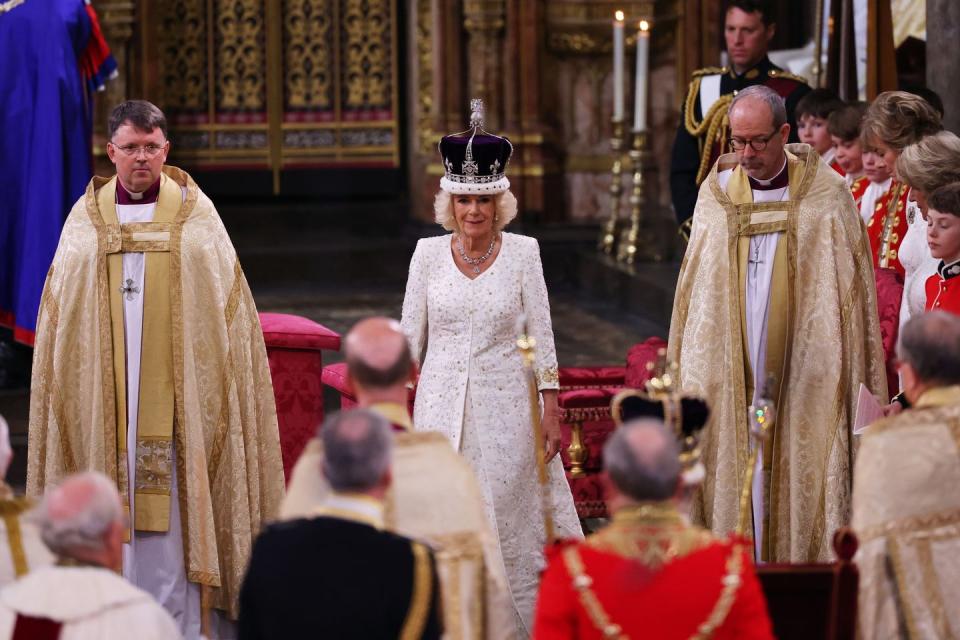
top-left (401, 101), bottom-right (582, 637)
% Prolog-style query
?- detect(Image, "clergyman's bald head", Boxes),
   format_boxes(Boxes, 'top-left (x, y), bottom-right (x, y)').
top-left (345, 317), bottom-right (414, 390)
top-left (603, 418), bottom-right (681, 501)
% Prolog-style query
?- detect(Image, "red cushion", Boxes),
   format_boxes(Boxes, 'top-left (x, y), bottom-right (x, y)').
top-left (259, 313), bottom-right (341, 351)
top-left (322, 362), bottom-right (355, 398)
top-left (875, 268), bottom-right (904, 401)
top-left (625, 337), bottom-right (668, 388)
top-left (559, 366), bottom-right (626, 390)
top-left (557, 388), bottom-right (618, 411)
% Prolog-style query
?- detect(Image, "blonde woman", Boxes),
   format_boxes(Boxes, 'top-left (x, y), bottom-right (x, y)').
top-left (401, 100), bottom-right (582, 637)
top-left (896, 131), bottom-right (960, 328)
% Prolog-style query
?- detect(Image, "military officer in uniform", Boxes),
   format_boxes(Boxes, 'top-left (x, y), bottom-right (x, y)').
top-left (670, 0), bottom-right (810, 236)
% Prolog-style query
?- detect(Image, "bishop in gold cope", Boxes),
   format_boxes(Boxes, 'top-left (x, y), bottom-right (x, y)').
top-left (27, 101), bottom-right (284, 635)
top-left (668, 85), bottom-right (886, 562)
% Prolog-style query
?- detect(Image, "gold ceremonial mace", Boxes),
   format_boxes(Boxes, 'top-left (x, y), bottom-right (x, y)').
top-left (517, 326), bottom-right (556, 544)
top-left (736, 379), bottom-right (777, 540)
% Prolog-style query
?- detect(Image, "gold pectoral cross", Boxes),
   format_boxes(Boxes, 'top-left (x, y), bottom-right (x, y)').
top-left (119, 278), bottom-right (141, 301)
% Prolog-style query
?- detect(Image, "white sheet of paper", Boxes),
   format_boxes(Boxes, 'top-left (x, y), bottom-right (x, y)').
top-left (854, 383), bottom-right (885, 435)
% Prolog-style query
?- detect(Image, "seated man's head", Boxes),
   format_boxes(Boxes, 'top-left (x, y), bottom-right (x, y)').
top-left (321, 409), bottom-right (393, 498)
top-left (345, 317), bottom-right (416, 404)
top-left (897, 312), bottom-right (960, 405)
top-left (728, 85), bottom-right (789, 181)
top-left (106, 100), bottom-right (170, 194)
top-left (602, 418), bottom-right (681, 511)
top-left (926, 183), bottom-right (960, 264)
top-left (36, 472), bottom-right (125, 570)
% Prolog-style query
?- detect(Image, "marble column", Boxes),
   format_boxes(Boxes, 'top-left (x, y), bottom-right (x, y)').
top-left (927, 0), bottom-right (960, 133)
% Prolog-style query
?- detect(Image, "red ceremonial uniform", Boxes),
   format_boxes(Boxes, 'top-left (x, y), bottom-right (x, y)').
top-left (866, 180), bottom-right (910, 276)
top-left (925, 260), bottom-right (960, 315)
top-left (829, 158), bottom-right (846, 177)
top-left (533, 504), bottom-right (774, 640)
top-left (849, 175), bottom-right (869, 211)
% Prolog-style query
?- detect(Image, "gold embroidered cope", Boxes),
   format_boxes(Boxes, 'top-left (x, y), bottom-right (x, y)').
top-left (669, 144), bottom-right (886, 562)
top-left (27, 166), bottom-right (284, 617)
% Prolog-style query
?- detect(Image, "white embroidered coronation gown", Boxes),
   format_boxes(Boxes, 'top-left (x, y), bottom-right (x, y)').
top-left (401, 231), bottom-right (582, 636)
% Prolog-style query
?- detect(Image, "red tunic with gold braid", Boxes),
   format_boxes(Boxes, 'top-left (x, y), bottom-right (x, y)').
top-left (925, 260), bottom-right (960, 315)
top-left (829, 158), bottom-right (846, 177)
top-left (849, 175), bottom-right (869, 211)
top-left (533, 504), bottom-right (774, 640)
top-left (866, 180), bottom-right (910, 276)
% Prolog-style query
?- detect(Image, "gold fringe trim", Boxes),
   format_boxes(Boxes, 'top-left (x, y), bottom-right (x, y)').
top-left (400, 541), bottom-right (433, 640)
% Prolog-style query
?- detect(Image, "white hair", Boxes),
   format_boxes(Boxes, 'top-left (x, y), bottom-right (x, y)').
top-left (36, 472), bottom-right (122, 556)
top-left (433, 189), bottom-right (518, 232)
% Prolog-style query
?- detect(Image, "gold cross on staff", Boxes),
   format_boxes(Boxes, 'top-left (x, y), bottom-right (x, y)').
top-left (119, 278), bottom-right (141, 301)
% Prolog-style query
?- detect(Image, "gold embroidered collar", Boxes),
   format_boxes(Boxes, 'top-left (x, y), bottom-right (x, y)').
top-left (310, 492), bottom-right (385, 530)
top-left (370, 401), bottom-right (414, 432)
top-left (916, 385), bottom-right (960, 409)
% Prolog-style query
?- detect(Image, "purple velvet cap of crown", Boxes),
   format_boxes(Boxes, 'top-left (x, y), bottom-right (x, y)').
top-left (438, 99), bottom-right (513, 195)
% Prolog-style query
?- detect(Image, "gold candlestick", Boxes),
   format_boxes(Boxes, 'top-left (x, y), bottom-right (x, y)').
top-left (598, 118), bottom-right (625, 255)
top-left (617, 129), bottom-right (659, 264)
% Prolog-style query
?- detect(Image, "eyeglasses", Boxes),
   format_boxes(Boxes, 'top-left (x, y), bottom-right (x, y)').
top-left (729, 130), bottom-right (779, 152)
top-left (110, 142), bottom-right (166, 158)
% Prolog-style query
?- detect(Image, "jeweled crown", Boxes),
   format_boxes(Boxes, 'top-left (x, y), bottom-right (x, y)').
top-left (438, 98), bottom-right (513, 195)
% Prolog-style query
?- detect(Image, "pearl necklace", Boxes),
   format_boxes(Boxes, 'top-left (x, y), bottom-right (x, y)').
top-left (456, 233), bottom-right (497, 274)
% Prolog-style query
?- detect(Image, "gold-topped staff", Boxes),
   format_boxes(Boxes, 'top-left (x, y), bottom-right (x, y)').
top-left (517, 323), bottom-right (555, 544)
top-left (736, 377), bottom-right (777, 539)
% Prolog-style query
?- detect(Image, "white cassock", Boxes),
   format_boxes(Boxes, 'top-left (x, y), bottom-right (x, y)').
top-left (0, 565), bottom-right (180, 640)
top-left (718, 157), bottom-right (789, 560)
top-left (116, 190), bottom-right (233, 640)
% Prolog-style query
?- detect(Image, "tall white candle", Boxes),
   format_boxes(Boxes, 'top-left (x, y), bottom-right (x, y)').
top-left (613, 11), bottom-right (625, 121)
top-left (633, 19), bottom-right (650, 131)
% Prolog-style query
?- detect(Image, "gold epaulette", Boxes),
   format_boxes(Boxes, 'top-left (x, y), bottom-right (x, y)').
top-left (767, 68), bottom-right (810, 85)
top-left (692, 66), bottom-right (728, 78)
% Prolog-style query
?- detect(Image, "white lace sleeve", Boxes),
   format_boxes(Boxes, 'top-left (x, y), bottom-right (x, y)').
top-left (519, 237), bottom-right (559, 390)
top-left (401, 239), bottom-right (429, 364)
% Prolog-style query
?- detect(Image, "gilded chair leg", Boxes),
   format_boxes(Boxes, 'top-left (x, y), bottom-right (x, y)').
top-left (568, 422), bottom-right (587, 479)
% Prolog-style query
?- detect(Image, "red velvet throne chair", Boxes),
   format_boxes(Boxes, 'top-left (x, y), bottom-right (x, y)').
top-left (259, 313), bottom-right (341, 481)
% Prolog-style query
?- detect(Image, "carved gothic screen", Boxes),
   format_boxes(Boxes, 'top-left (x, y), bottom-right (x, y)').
top-left (144, 0), bottom-right (400, 189)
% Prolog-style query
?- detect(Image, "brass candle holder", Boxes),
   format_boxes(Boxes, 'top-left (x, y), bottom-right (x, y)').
top-left (598, 118), bottom-right (626, 255)
top-left (617, 129), bottom-right (658, 264)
